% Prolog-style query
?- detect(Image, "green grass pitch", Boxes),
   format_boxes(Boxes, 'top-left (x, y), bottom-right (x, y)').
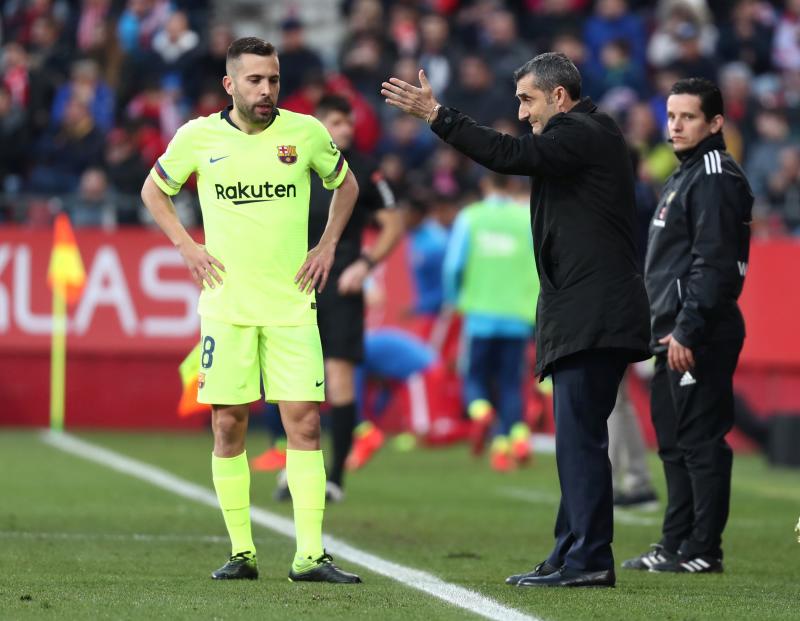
top-left (0, 430), bottom-right (798, 620)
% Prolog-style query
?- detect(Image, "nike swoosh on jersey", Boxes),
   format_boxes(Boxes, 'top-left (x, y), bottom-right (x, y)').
top-left (315, 380), bottom-right (325, 387)
top-left (209, 155), bottom-right (230, 164)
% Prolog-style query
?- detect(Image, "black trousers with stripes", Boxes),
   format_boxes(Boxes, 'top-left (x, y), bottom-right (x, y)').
top-left (651, 339), bottom-right (743, 559)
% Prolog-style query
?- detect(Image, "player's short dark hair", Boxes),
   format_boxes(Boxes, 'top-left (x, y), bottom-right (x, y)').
top-left (226, 37), bottom-right (276, 66)
top-left (316, 94), bottom-right (352, 118)
top-left (513, 52), bottom-right (581, 100)
top-left (669, 77), bottom-right (724, 121)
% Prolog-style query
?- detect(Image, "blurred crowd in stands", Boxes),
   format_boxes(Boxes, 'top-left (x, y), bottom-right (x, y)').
top-left (1, 0), bottom-right (799, 237)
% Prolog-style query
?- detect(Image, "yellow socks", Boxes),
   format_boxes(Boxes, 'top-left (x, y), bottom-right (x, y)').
top-left (212, 452), bottom-right (256, 556)
top-left (286, 449), bottom-right (326, 571)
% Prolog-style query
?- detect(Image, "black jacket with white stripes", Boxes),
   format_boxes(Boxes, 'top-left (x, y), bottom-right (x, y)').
top-left (644, 133), bottom-right (753, 353)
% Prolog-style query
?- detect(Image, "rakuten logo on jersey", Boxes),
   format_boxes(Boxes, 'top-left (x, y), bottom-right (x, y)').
top-left (214, 181), bottom-right (297, 204)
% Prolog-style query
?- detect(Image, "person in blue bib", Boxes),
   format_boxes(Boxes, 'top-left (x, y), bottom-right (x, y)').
top-left (443, 173), bottom-right (539, 471)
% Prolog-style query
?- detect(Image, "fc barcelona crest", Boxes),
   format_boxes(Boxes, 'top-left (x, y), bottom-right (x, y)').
top-left (277, 145), bottom-right (298, 164)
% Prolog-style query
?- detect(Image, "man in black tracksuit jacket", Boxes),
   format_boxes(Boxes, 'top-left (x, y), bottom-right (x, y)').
top-left (382, 53), bottom-right (651, 587)
top-left (624, 78), bottom-right (753, 574)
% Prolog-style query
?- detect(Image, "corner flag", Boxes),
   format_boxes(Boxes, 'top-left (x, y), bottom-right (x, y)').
top-left (47, 213), bottom-right (86, 431)
top-left (47, 213), bottom-right (86, 305)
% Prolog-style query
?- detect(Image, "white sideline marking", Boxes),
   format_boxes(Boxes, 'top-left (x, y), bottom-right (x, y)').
top-left (497, 487), bottom-right (661, 526)
top-left (0, 530), bottom-right (230, 544)
top-left (43, 432), bottom-right (539, 621)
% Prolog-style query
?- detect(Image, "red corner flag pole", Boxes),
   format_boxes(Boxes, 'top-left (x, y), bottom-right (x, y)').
top-left (46, 214), bottom-right (86, 432)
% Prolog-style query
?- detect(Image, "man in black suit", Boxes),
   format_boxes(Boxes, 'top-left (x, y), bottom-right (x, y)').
top-left (382, 53), bottom-right (651, 587)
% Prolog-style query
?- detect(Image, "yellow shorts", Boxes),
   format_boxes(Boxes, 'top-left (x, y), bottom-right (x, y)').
top-left (197, 317), bottom-right (325, 405)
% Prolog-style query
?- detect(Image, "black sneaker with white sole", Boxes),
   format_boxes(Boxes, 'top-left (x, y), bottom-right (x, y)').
top-left (288, 552), bottom-right (362, 583)
top-left (211, 551), bottom-right (259, 580)
top-left (649, 554), bottom-right (723, 574)
top-left (274, 474), bottom-right (344, 503)
top-left (621, 544), bottom-right (678, 570)
top-left (273, 469), bottom-right (291, 502)
top-left (325, 480), bottom-right (345, 503)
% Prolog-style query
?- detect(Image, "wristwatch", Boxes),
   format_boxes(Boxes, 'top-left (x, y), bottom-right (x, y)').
top-left (358, 253), bottom-right (376, 270)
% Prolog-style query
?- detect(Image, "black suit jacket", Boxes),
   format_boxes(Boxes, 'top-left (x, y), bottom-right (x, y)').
top-left (431, 98), bottom-right (651, 375)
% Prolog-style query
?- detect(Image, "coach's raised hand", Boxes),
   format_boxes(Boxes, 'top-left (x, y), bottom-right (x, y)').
top-left (381, 69), bottom-right (440, 122)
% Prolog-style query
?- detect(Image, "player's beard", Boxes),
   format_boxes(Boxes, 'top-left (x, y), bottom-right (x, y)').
top-left (232, 89), bottom-right (274, 127)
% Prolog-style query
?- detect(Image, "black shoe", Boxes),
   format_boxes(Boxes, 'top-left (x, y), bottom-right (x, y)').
top-left (518, 566), bottom-right (615, 587)
top-left (649, 554), bottom-right (723, 574)
top-left (621, 544), bottom-right (677, 570)
top-left (211, 551), bottom-right (258, 580)
top-left (505, 560), bottom-right (559, 585)
top-left (613, 489), bottom-right (659, 510)
top-left (325, 481), bottom-right (345, 503)
top-left (273, 469), bottom-right (291, 502)
top-left (288, 552), bottom-right (362, 583)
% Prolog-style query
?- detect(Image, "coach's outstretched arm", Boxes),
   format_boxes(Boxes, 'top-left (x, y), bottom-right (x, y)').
top-left (382, 70), bottom-right (586, 177)
top-left (296, 168), bottom-right (359, 294)
top-left (141, 175), bottom-right (225, 290)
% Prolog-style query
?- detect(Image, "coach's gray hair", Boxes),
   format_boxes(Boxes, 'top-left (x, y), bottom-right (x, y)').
top-left (513, 52), bottom-right (581, 100)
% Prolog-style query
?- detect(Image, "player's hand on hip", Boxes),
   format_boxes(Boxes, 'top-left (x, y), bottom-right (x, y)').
top-left (381, 69), bottom-right (439, 120)
top-left (296, 242), bottom-right (335, 294)
top-left (337, 259), bottom-right (369, 294)
top-left (658, 333), bottom-right (695, 374)
top-left (178, 241), bottom-right (225, 289)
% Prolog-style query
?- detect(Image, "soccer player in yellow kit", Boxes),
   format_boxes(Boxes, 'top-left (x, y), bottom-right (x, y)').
top-left (141, 37), bottom-right (361, 583)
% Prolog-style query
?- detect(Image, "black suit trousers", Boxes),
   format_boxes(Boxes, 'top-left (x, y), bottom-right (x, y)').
top-left (546, 348), bottom-right (628, 571)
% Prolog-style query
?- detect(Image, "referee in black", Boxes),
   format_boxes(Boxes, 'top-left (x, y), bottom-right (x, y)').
top-left (308, 94), bottom-right (402, 500)
top-left (624, 78), bottom-right (753, 574)
top-left (273, 95), bottom-right (402, 502)
top-left (383, 53), bottom-right (651, 587)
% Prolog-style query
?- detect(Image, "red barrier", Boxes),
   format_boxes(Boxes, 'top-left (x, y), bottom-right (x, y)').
top-left (733, 238), bottom-right (800, 425)
top-left (1, 228), bottom-right (798, 429)
top-left (0, 228), bottom-right (201, 354)
top-left (0, 227), bottom-right (201, 427)
top-left (0, 227), bottom-right (420, 428)
top-left (738, 238), bottom-right (800, 368)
